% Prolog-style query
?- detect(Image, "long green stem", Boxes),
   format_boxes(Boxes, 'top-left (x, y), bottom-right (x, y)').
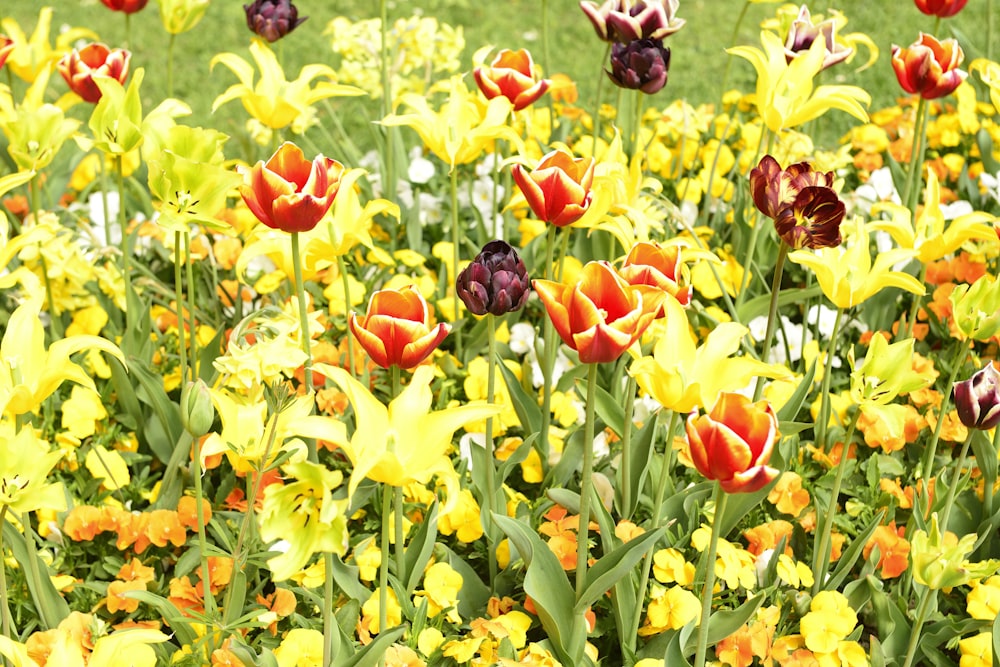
top-left (0, 506), bottom-right (10, 640)
top-left (290, 232), bottom-right (316, 462)
top-left (116, 157), bottom-right (134, 331)
top-left (174, 231), bottom-right (189, 385)
top-left (450, 169), bottom-right (462, 360)
top-left (719, 0), bottom-right (752, 97)
top-left (814, 307), bottom-right (846, 452)
top-left (626, 410), bottom-right (678, 659)
top-left (983, 426), bottom-right (1000, 557)
top-left (538, 225), bottom-right (559, 460)
top-left (938, 431), bottom-right (974, 530)
top-left (378, 485), bottom-right (392, 656)
top-left (337, 256), bottom-right (357, 378)
top-left (693, 483), bottom-right (729, 667)
top-left (380, 0), bottom-right (397, 249)
top-left (901, 585), bottom-right (935, 667)
top-left (811, 410), bottom-right (860, 594)
top-left (185, 231), bottom-right (198, 380)
top-left (920, 342), bottom-right (969, 485)
top-left (390, 366), bottom-right (404, 581)
top-left (575, 363), bottom-right (599, 596)
top-left (322, 552), bottom-right (335, 667)
top-left (901, 97), bottom-right (929, 216)
top-left (485, 314), bottom-right (499, 589)
top-left (619, 375), bottom-right (638, 518)
top-left (752, 242), bottom-right (788, 401)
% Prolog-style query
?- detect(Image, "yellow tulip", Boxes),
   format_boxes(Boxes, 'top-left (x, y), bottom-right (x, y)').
top-left (971, 58), bottom-right (1000, 113)
top-left (316, 364), bottom-right (499, 510)
top-left (381, 75), bottom-right (523, 170)
top-left (0, 298), bottom-right (124, 418)
top-left (1, 7), bottom-right (97, 83)
top-left (211, 39), bottom-right (364, 130)
top-left (630, 296), bottom-right (790, 414)
top-left (788, 217), bottom-right (925, 309)
top-left (727, 30), bottom-right (870, 134)
top-left (870, 168), bottom-right (996, 264)
top-left (0, 422), bottom-right (65, 514)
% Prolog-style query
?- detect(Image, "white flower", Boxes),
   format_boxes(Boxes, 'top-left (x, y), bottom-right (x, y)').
top-left (852, 167), bottom-right (900, 215)
top-left (407, 147), bottom-right (436, 184)
top-left (508, 322), bottom-right (536, 355)
top-left (87, 191), bottom-right (120, 246)
top-left (979, 170), bottom-right (1000, 204)
top-left (458, 432), bottom-right (486, 471)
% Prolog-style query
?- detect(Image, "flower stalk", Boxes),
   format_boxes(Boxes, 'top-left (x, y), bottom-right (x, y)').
top-left (575, 362), bottom-right (600, 595)
top-left (694, 482), bottom-right (729, 667)
top-left (811, 408), bottom-right (860, 594)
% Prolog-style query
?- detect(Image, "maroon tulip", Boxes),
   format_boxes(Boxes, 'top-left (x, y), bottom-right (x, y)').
top-left (456, 240), bottom-right (531, 316)
top-left (244, 0), bottom-right (307, 42)
top-left (607, 38), bottom-right (671, 94)
top-left (954, 363), bottom-right (1000, 431)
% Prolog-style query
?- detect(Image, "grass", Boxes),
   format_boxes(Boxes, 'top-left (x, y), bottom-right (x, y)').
top-left (1, 1), bottom-right (991, 150)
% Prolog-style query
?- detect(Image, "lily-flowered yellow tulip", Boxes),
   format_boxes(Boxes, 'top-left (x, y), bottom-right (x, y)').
top-left (0, 64), bottom-right (80, 172)
top-left (870, 168), bottom-right (996, 263)
top-left (316, 364), bottom-right (500, 510)
top-left (788, 217), bottom-right (925, 309)
top-left (971, 58), bottom-right (1000, 113)
top-left (0, 422), bottom-right (65, 514)
top-left (727, 30), bottom-right (870, 134)
top-left (381, 75), bottom-right (523, 170)
top-left (950, 274), bottom-right (1000, 342)
top-left (0, 298), bottom-right (124, 418)
top-left (0, 7), bottom-right (97, 83)
top-left (211, 39), bottom-right (364, 130)
top-left (849, 335), bottom-right (933, 407)
top-left (630, 296), bottom-right (790, 413)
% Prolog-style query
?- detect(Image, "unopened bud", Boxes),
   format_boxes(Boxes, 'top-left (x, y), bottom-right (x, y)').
top-left (180, 379), bottom-right (215, 437)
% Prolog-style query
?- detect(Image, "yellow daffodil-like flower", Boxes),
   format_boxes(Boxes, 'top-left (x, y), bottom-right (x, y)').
top-left (0, 423), bottom-right (65, 514)
top-left (0, 298), bottom-right (124, 418)
top-left (630, 295), bottom-right (790, 413)
top-left (316, 364), bottom-right (500, 510)
top-left (870, 168), bottom-right (996, 264)
top-left (381, 75), bottom-right (523, 170)
top-left (727, 30), bottom-right (870, 134)
top-left (211, 39), bottom-right (364, 130)
top-left (1, 7), bottom-right (97, 83)
top-left (911, 514), bottom-right (1000, 589)
top-left (788, 216), bottom-right (925, 309)
top-left (258, 460), bottom-right (349, 581)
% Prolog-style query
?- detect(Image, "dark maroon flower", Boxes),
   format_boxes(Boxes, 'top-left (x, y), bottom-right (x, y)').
top-left (607, 39), bottom-right (670, 94)
top-left (244, 0), bottom-right (307, 42)
top-left (751, 155), bottom-right (845, 249)
top-left (580, 0), bottom-right (685, 43)
top-left (783, 5), bottom-right (853, 70)
top-left (456, 240), bottom-right (531, 316)
top-left (954, 363), bottom-right (1000, 431)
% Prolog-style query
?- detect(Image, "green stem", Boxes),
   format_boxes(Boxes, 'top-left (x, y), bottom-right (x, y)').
top-left (0, 506), bottom-right (10, 640)
top-left (116, 157), bottom-right (134, 331)
top-left (538, 225), bottom-right (559, 461)
top-left (338, 255), bottom-right (357, 378)
top-left (735, 131), bottom-right (774, 310)
top-left (693, 483), bottom-right (730, 667)
top-left (983, 426), bottom-right (1000, 557)
top-left (719, 0), bottom-right (752, 97)
top-left (378, 485), bottom-right (392, 647)
top-left (920, 342), bottom-right (969, 485)
top-left (380, 0), bottom-right (397, 249)
top-left (174, 231), bottom-right (189, 385)
top-left (752, 242), bottom-right (788, 401)
top-left (901, 585), bottom-right (935, 667)
top-left (811, 410), bottom-right (860, 594)
top-left (323, 552), bottom-right (335, 667)
top-left (541, 0), bottom-right (554, 139)
top-left (938, 431), bottom-right (974, 530)
top-left (815, 307), bottom-right (846, 452)
top-left (191, 431), bottom-right (216, 620)
top-left (390, 366), bottom-right (404, 580)
top-left (290, 232), bottom-right (316, 462)
top-left (619, 375), bottom-right (638, 518)
top-left (485, 314), bottom-right (499, 589)
top-left (575, 363), bottom-right (599, 596)
top-left (185, 231), bottom-right (198, 380)
top-left (631, 89), bottom-right (645, 160)
top-left (450, 168), bottom-right (462, 360)
top-left (989, 0), bottom-right (995, 61)
top-left (627, 410), bottom-right (677, 658)
top-left (902, 97), bottom-right (929, 216)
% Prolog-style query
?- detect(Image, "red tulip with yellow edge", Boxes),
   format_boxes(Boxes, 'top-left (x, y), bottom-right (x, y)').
top-left (532, 261), bottom-right (663, 364)
top-left (473, 48), bottom-right (550, 111)
top-left (618, 240), bottom-right (692, 309)
top-left (685, 393), bottom-right (780, 494)
top-left (57, 43), bottom-right (131, 104)
top-left (0, 35), bottom-right (13, 70)
top-left (349, 286), bottom-right (450, 370)
top-left (891, 33), bottom-right (967, 100)
top-left (511, 148), bottom-right (595, 227)
top-left (239, 141), bottom-right (345, 234)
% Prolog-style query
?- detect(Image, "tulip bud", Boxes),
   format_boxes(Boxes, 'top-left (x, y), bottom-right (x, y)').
top-left (954, 363), bottom-right (1000, 431)
top-left (181, 379), bottom-right (216, 437)
top-left (244, 0), bottom-right (307, 42)
top-left (456, 240), bottom-right (531, 317)
top-left (607, 38), bottom-right (671, 94)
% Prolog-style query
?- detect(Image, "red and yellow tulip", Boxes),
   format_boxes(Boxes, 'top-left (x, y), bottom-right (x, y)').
top-left (348, 286), bottom-right (450, 370)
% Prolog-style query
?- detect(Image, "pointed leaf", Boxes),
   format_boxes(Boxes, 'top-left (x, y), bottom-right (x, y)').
top-left (404, 503), bottom-right (439, 594)
top-left (497, 357), bottom-right (542, 434)
top-left (576, 526), bottom-right (665, 614)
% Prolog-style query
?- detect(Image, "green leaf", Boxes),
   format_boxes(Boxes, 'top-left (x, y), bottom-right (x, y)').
top-left (591, 382), bottom-right (625, 437)
top-left (683, 593), bottom-right (765, 651)
top-left (128, 355), bottom-right (182, 464)
top-left (736, 284), bottom-right (822, 323)
top-left (576, 526), bottom-right (666, 614)
top-left (822, 510), bottom-right (886, 592)
top-left (2, 520), bottom-right (69, 629)
top-left (777, 358), bottom-right (817, 423)
top-left (329, 554), bottom-right (371, 602)
top-left (498, 357), bottom-right (542, 434)
top-left (618, 415), bottom-right (658, 519)
top-left (341, 625), bottom-right (406, 667)
top-left (126, 591), bottom-right (198, 646)
top-left (492, 513), bottom-right (585, 665)
top-left (404, 503), bottom-right (439, 594)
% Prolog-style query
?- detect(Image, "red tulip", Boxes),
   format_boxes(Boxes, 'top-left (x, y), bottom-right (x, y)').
top-left (57, 43), bottom-right (131, 104)
top-left (618, 241), bottom-right (691, 309)
top-left (532, 261), bottom-right (663, 364)
top-left (100, 0), bottom-right (149, 13)
top-left (914, 0), bottom-right (968, 17)
top-left (686, 393), bottom-right (780, 494)
top-left (474, 49), bottom-right (550, 111)
top-left (750, 155), bottom-right (845, 249)
top-left (239, 142), bottom-right (345, 234)
top-left (349, 286), bottom-right (450, 370)
top-left (891, 33), bottom-right (967, 100)
top-left (0, 36), bottom-right (13, 71)
top-left (511, 149), bottom-right (595, 227)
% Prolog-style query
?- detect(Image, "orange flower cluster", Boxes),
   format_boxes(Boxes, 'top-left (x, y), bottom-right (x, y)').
top-left (63, 496), bottom-right (212, 554)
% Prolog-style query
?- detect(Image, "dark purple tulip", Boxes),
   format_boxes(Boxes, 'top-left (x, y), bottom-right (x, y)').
top-left (954, 363), bottom-right (1000, 431)
top-left (244, 0), bottom-right (307, 42)
top-left (607, 39), bottom-right (671, 94)
top-left (456, 241), bottom-right (531, 316)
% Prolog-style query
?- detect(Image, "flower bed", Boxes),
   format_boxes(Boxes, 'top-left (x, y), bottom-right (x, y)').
top-left (0, 0), bottom-right (1000, 665)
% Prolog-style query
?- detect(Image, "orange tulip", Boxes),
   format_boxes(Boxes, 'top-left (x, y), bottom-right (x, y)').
top-left (473, 48), bottom-right (550, 111)
top-left (532, 261), bottom-right (663, 364)
top-left (511, 148), bottom-right (595, 227)
top-left (0, 35), bottom-right (13, 70)
top-left (685, 393), bottom-right (780, 494)
top-left (57, 42), bottom-right (130, 104)
top-left (618, 241), bottom-right (691, 309)
top-left (891, 33), bottom-right (967, 100)
top-left (348, 286), bottom-right (450, 369)
top-left (239, 141), bottom-right (345, 233)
